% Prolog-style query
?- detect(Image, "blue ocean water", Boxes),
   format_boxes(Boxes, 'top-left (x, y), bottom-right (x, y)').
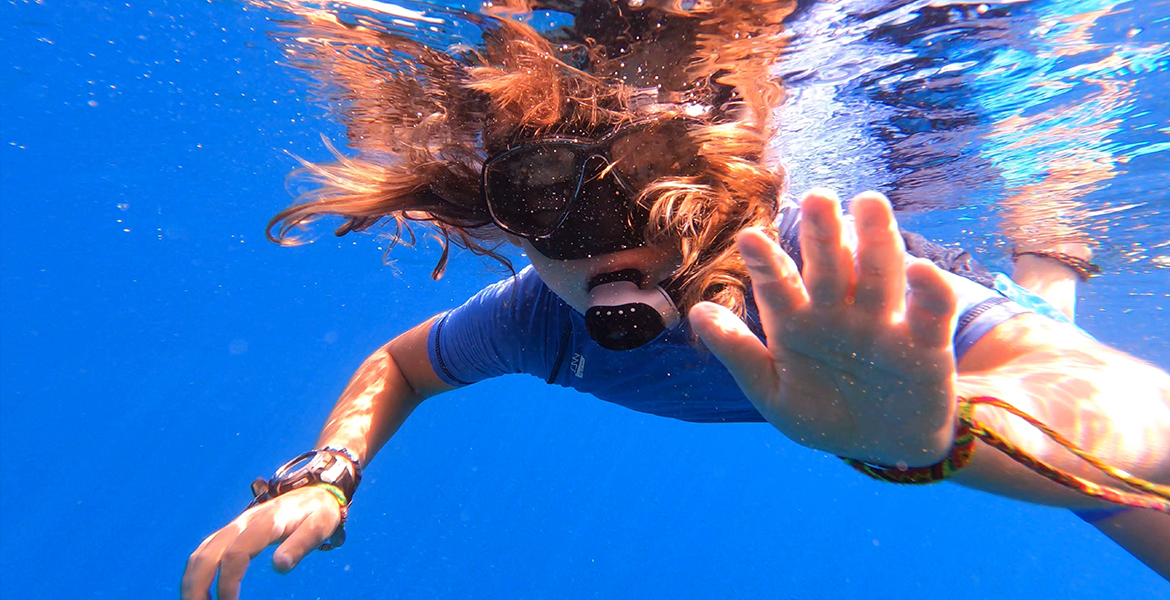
top-left (1, 0), bottom-right (1168, 598)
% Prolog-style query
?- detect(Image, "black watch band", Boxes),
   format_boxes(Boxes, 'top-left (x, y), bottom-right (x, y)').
top-left (247, 447), bottom-right (363, 551)
top-left (250, 447), bottom-right (363, 507)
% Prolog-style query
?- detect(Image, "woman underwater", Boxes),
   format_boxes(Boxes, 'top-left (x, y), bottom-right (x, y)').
top-left (183, 1), bottom-right (1170, 597)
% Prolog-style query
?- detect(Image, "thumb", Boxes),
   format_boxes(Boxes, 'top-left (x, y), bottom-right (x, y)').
top-left (689, 301), bottom-right (778, 404)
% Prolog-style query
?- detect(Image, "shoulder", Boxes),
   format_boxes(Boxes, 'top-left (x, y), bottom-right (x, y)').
top-left (429, 266), bottom-right (574, 386)
top-left (459, 266), bottom-right (566, 318)
top-left (438, 265), bottom-right (573, 354)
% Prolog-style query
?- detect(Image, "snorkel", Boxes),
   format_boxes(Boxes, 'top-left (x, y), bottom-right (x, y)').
top-left (585, 268), bottom-right (681, 351)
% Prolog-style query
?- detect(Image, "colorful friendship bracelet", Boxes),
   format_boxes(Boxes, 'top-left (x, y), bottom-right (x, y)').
top-left (845, 396), bottom-right (1170, 513)
top-left (841, 407), bottom-right (976, 484)
top-left (961, 396), bottom-right (1170, 511)
top-left (312, 482), bottom-right (350, 551)
top-left (314, 482), bottom-right (351, 508)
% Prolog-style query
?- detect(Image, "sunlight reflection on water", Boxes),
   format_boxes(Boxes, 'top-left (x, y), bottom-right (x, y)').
top-left (257, 0), bottom-right (1169, 273)
top-left (773, 0), bottom-right (1169, 273)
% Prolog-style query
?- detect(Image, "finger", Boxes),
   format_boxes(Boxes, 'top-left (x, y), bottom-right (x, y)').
top-left (797, 189), bottom-right (853, 307)
top-left (850, 192), bottom-right (906, 316)
top-left (273, 501), bottom-right (341, 573)
top-left (216, 511), bottom-right (304, 600)
top-left (689, 301), bottom-right (778, 407)
top-left (182, 525), bottom-right (244, 600)
top-left (738, 227), bottom-right (808, 319)
top-left (905, 259), bottom-right (957, 349)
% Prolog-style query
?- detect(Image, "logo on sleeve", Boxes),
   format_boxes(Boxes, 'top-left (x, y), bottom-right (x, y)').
top-left (570, 353), bottom-right (586, 378)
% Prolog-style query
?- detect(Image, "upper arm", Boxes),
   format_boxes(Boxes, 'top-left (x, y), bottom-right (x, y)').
top-left (386, 316), bottom-right (457, 400)
top-left (425, 270), bottom-right (570, 387)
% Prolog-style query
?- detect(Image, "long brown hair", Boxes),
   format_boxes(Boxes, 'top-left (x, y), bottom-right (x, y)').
top-left (258, 0), bottom-right (795, 315)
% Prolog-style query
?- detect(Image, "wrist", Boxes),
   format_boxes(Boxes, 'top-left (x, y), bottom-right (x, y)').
top-left (843, 415), bottom-right (976, 484)
top-left (864, 405), bottom-right (957, 467)
top-left (250, 447), bottom-right (362, 505)
top-left (248, 447), bottom-right (363, 551)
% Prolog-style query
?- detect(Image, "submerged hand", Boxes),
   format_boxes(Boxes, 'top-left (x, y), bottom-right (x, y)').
top-left (181, 486), bottom-right (342, 600)
top-left (691, 190), bottom-right (959, 466)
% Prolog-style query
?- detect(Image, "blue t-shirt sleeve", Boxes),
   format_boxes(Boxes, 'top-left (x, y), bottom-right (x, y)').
top-left (427, 266), bottom-right (570, 387)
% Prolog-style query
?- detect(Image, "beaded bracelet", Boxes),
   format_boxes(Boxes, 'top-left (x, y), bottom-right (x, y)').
top-left (313, 483), bottom-right (350, 551)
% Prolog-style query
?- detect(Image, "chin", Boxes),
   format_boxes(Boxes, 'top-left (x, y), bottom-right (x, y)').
top-left (522, 242), bottom-right (681, 313)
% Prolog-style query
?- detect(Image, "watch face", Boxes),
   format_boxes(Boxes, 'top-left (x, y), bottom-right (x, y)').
top-left (318, 454), bottom-right (349, 484)
top-left (259, 449), bottom-right (361, 505)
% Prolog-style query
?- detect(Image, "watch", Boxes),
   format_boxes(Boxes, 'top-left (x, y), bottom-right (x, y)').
top-left (249, 447), bottom-right (363, 507)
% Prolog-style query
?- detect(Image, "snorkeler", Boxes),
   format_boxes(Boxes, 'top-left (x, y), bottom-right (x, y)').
top-left (182, 1), bottom-right (1170, 598)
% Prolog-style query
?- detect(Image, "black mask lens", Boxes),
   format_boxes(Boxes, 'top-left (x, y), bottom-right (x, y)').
top-left (608, 120), bottom-right (697, 190)
top-left (484, 144), bottom-right (586, 237)
top-left (484, 123), bottom-right (692, 260)
top-left (528, 156), bottom-right (649, 260)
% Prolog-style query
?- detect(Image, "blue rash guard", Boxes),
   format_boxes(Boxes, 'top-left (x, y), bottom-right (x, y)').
top-left (427, 201), bottom-right (1130, 524)
top-left (427, 200), bottom-right (1030, 423)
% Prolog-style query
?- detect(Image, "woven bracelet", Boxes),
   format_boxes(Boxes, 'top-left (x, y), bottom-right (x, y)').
top-left (842, 420), bottom-right (976, 484)
top-left (1012, 249), bottom-right (1101, 282)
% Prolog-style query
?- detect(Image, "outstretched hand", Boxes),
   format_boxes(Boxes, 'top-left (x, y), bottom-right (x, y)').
top-left (691, 190), bottom-right (960, 466)
top-left (181, 486), bottom-right (342, 600)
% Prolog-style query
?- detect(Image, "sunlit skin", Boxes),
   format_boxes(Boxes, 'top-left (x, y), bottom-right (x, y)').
top-left (999, 135), bottom-right (1117, 318)
top-left (181, 191), bottom-right (1170, 599)
top-left (182, 320), bottom-right (452, 600)
top-left (178, 2), bottom-right (1170, 597)
top-left (690, 191), bottom-right (959, 465)
top-left (976, 243), bottom-right (1170, 575)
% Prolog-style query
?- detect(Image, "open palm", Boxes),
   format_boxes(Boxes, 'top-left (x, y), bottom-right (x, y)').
top-left (691, 191), bottom-right (959, 466)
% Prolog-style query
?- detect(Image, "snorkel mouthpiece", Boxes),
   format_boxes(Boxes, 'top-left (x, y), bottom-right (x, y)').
top-left (585, 269), bottom-right (680, 351)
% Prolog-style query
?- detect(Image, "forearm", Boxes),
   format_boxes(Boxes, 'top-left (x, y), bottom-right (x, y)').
top-left (314, 345), bottom-right (422, 467)
top-left (951, 322), bottom-right (1170, 507)
top-left (315, 316), bottom-right (452, 467)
